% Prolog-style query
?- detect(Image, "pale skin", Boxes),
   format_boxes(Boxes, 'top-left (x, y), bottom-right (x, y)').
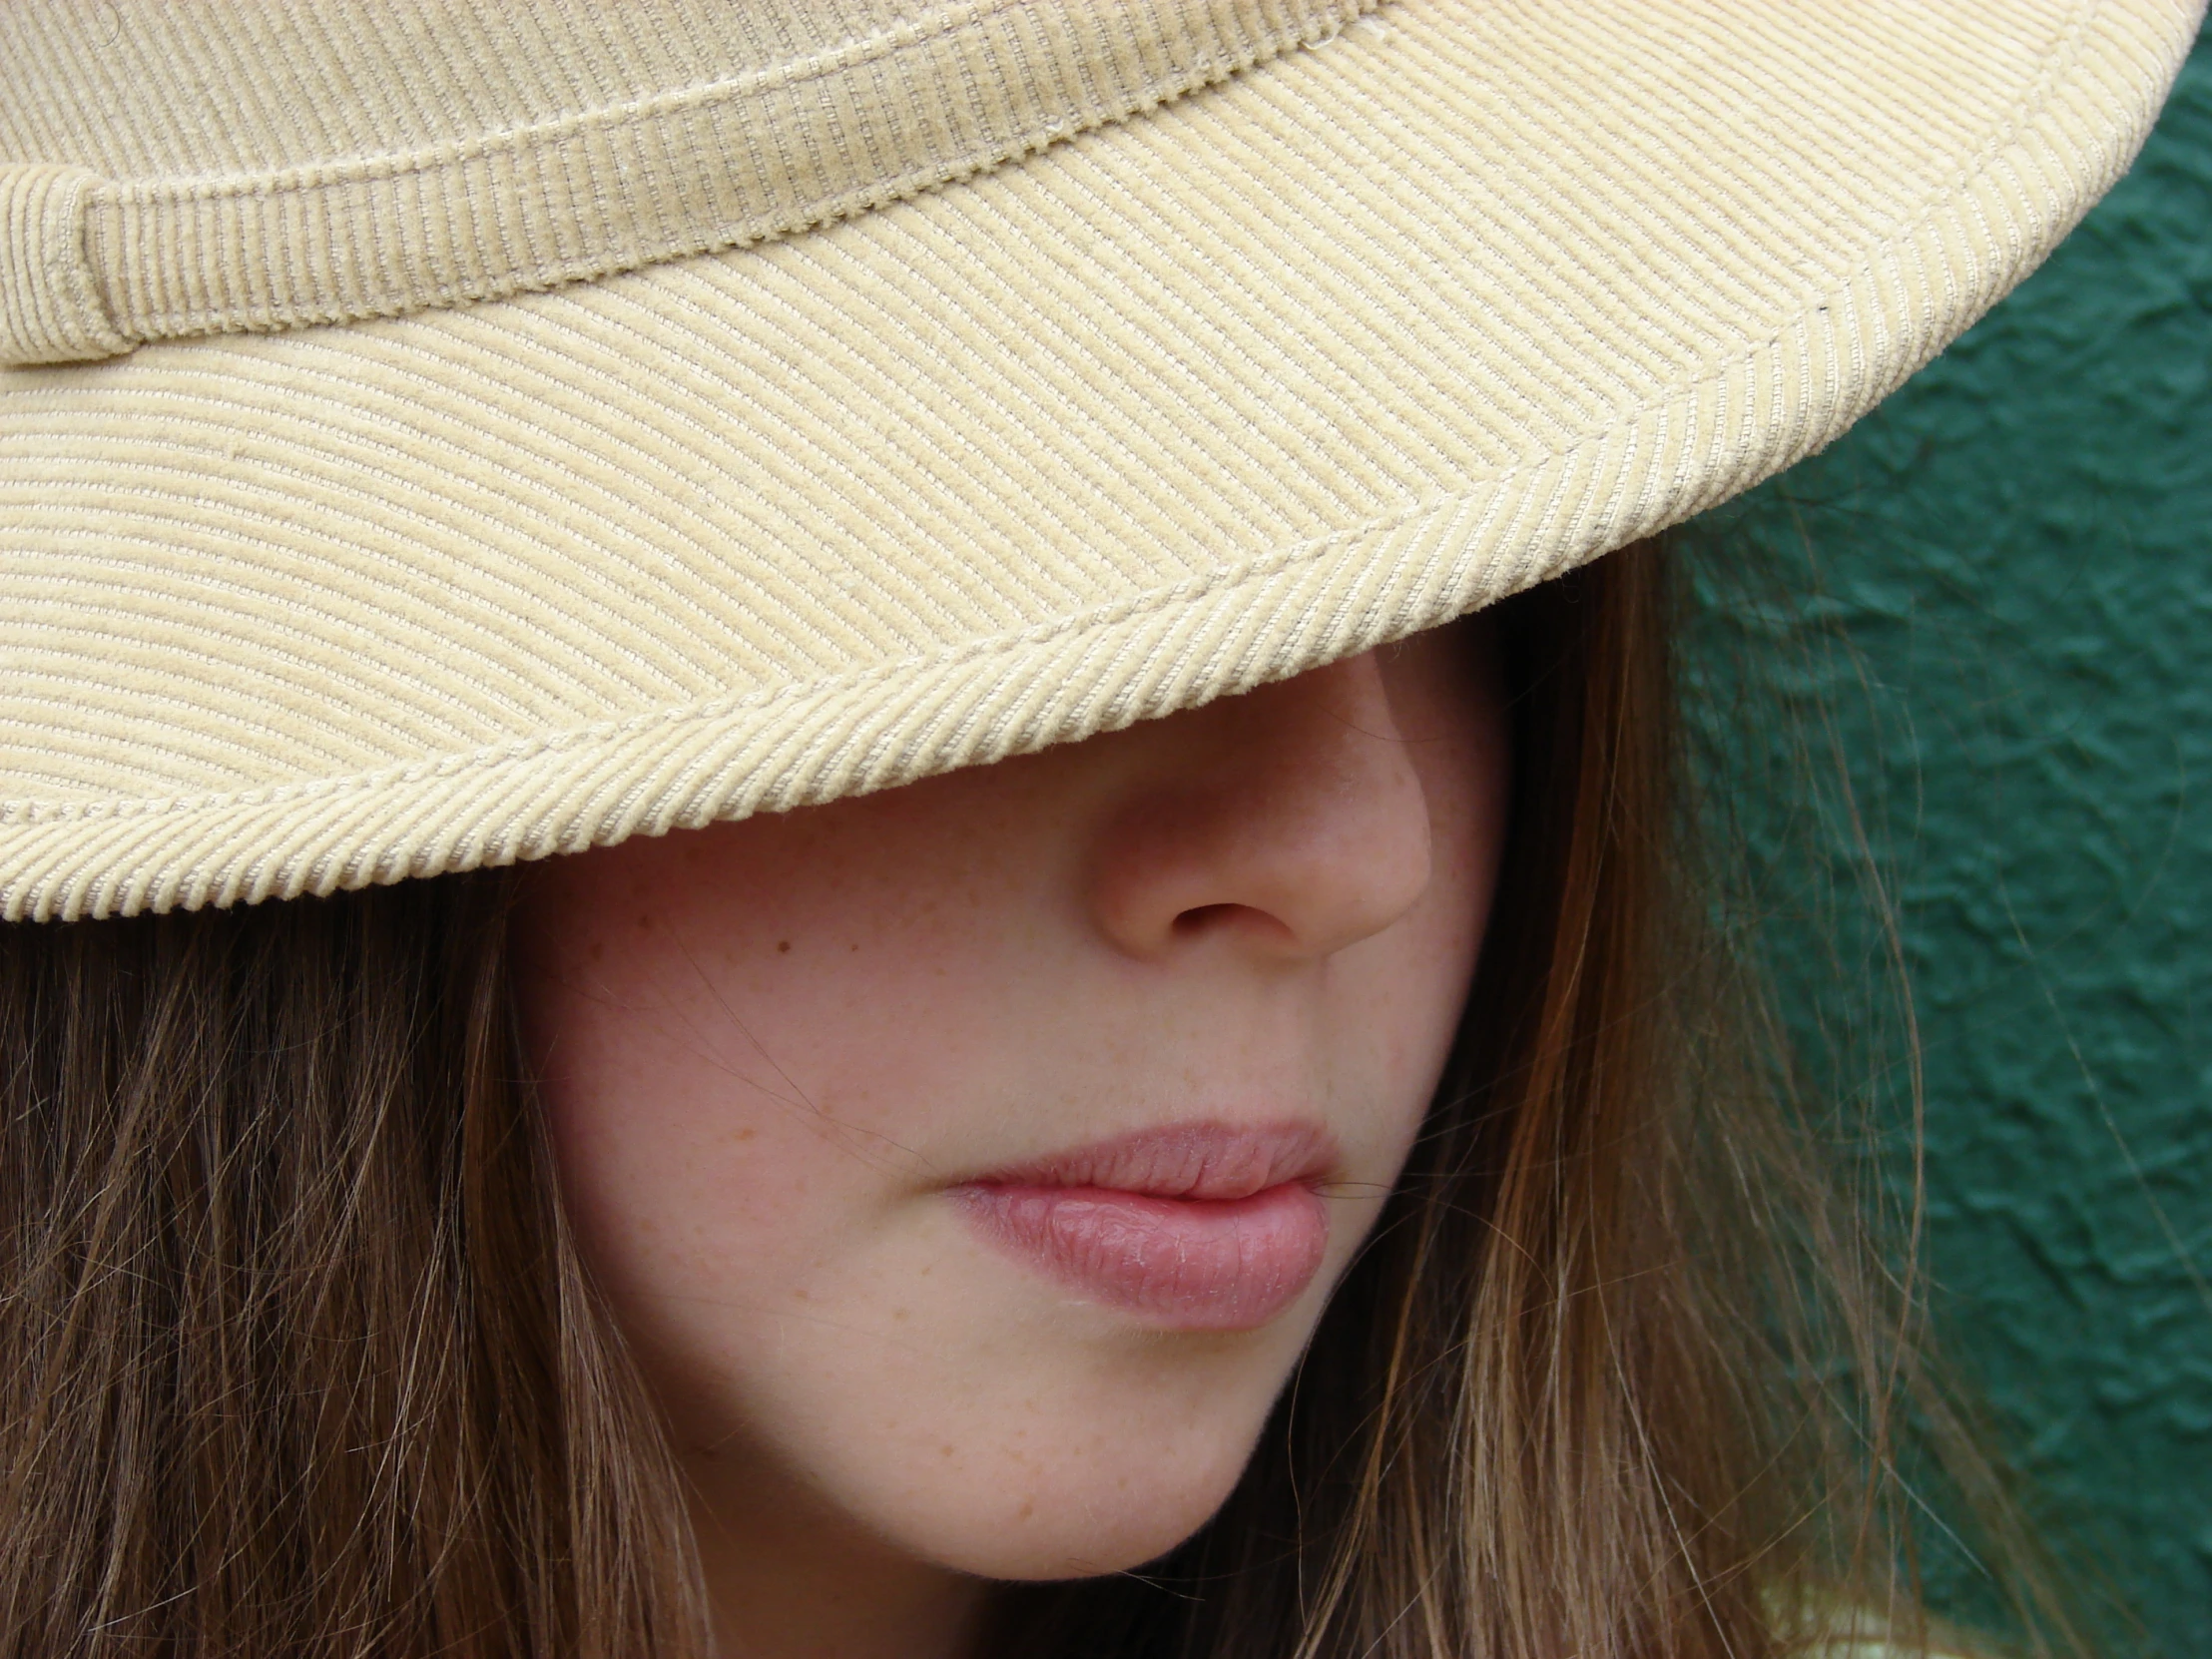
top-left (512, 618), bottom-right (1512, 1659)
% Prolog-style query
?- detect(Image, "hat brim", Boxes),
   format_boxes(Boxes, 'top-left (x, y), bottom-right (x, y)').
top-left (0, 0), bottom-right (2196, 918)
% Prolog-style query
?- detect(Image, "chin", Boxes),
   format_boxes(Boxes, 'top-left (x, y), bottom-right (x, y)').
top-left (824, 1310), bottom-right (1316, 1583)
top-left (911, 1432), bottom-right (1263, 1582)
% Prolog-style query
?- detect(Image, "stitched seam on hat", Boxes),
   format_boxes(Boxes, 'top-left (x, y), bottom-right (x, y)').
top-left (1706, 0), bottom-right (2106, 335)
top-left (88, 1), bottom-right (1375, 342)
top-left (110, 1), bottom-right (1034, 202)
top-left (0, 471), bottom-right (1511, 827)
top-left (99, 0), bottom-right (2087, 351)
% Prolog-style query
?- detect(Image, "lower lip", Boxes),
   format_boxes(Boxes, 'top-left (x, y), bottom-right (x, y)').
top-left (953, 1181), bottom-right (1330, 1332)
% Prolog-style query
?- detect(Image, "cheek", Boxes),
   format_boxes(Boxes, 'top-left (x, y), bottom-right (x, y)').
top-left (511, 794), bottom-right (1100, 1449)
top-left (525, 955), bottom-right (861, 1418)
top-left (512, 842), bottom-right (983, 1418)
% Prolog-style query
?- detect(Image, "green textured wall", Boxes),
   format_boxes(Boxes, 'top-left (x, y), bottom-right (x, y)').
top-left (1685, 27), bottom-right (2212, 1653)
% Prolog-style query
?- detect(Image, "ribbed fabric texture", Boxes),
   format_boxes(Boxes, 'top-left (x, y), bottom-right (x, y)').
top-left (0, 166), bottom-right (128, 364)
top-left (0, 0), bottom-right (1367, 363)
top-left (0, 0), bottom-right (2201, 917)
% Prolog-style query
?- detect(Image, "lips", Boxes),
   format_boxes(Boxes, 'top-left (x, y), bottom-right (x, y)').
top-left (950, 1122), bottom-right (1338, 1332)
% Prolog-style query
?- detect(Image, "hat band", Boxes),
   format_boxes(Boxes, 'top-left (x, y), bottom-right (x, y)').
top-left (0, 0), bottom-right (1370, 368)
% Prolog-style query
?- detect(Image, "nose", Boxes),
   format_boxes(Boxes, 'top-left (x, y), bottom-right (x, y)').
top-left (1086, 651), bottom-right (1435, 963)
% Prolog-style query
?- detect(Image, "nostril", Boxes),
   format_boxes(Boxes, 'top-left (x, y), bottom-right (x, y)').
top-left (1170, 902), bottom-right (1300, 948)
top-left (1172, 902), bottom-right (1241, 936)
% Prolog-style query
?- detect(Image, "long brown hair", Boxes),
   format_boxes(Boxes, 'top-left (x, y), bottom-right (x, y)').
top-left (0, 862), bottom-right (695, 1653)
top-left (0, 540), bottom-right (1941, 1656)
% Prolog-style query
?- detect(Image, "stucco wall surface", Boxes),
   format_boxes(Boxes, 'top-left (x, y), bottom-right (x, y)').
top-left (1685, 26), bottom-right (2212, 1654)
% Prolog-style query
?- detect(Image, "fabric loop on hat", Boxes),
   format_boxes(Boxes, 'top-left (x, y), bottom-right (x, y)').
top-left (0, 0), bottom-right (1368, 369)
top-left (0, 165), bottom-right (129, 366)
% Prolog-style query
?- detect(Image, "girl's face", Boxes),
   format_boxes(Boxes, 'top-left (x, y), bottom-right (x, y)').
top-left (514, 620), bottom-right (1509, 1605)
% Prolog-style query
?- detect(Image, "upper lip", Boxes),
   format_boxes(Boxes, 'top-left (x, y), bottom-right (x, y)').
top-left (960, 1120), bottom-right (1340, 1202)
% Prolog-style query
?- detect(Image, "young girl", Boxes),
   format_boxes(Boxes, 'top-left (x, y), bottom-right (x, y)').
top-left (0, 2), bottom-right (2199, 1655)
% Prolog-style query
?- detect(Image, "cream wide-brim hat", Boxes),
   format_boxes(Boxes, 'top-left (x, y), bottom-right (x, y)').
top-left (0, 0), bottom-right (2199, 921)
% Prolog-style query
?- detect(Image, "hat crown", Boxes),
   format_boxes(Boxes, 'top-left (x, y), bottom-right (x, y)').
top-left (0, 0), bottom-right (1366, 365)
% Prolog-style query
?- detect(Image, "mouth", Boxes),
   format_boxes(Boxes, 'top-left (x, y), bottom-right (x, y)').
top-left (949, 1121), bottom-right (1339, 1332)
